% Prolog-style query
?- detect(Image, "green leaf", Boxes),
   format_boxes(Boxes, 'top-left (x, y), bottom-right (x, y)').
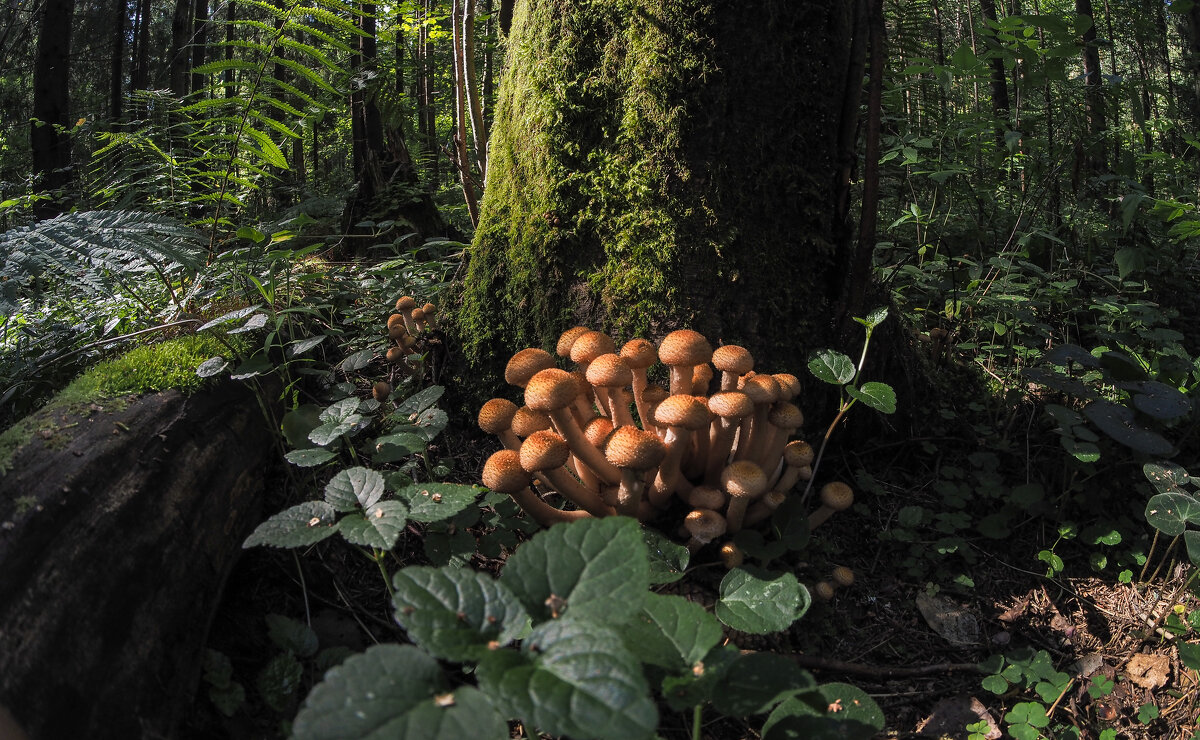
top-left (285, 448), bottom-right (338, 467)
top-left (981, 674), bottom-right (1009, 694)
top-left (282, 404), bottom-right (323, 448)
top-left (244, 501), bottom-right (339, 548)
top-left (661, 644), bottom-right (741, 711)
top-left (257, 651), bottom-right (303, 711)
top-left (1145, 493), bottom-right (1200, 536)
top-left (863, 307), bottom-right (888, 329)
top-left (761, 683), bottom-right (885, 740)
top-left (196, 355), bottom-right (229, 378)
top-left (336, 501), bottom-right (409, 549)
top-left (309, 416), bottom-right (364, 446)
top-left (807, 350), bottom-right (856, 386)
top-left (642, 527), bottom-right (690, 584)
top-left (423, 528), bottom-right (478, 567)
top-left (1083, 401), bottom-right (1173, 456)
top-left (294, 644), bottom-right (507, 740)
top-left (340, 348), bottom-right (374, 371)
top-left (320, 397), bottom-right (362, 423)
top-left (1137, 703), bottom-right (1159, 723)
top-left (392, 566), bottom-right (529, 662)
top-left (325, 467), bottom-right (386, 511)
top-left (230, 354), bottom-right (273, 379)
top-left (412, 407), bottom-right (449, 441)
top-left (499, 518), bottom-right (650, 624)
top-left (1127, 381), bottom-right (1191, 421)
top-left (197, 304), bottom-right (263, 332)
top-left (372, 432), bottom-right (426, 462)
top-left (394, 483), bottom-right (480, 523)
top-left (227, 312), bottom-right (268, 334)
top-left (476, 618), bottom-right (657, 740)
top-left (845, 382), bottom-right (896, 414)
top-left (951, 43), bottom-right (978, 69)
top-left (289, 335), bottom-right (327, 357)
top-left (619, 593), bottom-right (722, 672)
top-left (715, 567), bottom-right (809, 634)
top-left (266, 614), bottom-right (319, 657)
top-left (395, 385), bottom-right (446, 416)
top-left (1143, 461), bottom-right (1192, 494)
top-left (711, 651), bottom-right (816, 716)
top-left (1178, 640), bottom-right (1200, 671)
top-left (1005, 701), bottom-right (1050, 728)
top-left (1184, 530), bottom-right (1200, 567)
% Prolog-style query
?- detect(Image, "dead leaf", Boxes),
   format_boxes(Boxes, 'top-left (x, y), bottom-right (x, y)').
top-left (916, 593), bottom-right (980, 646)
top-left (1125, 653), bottom-right (1170, 690)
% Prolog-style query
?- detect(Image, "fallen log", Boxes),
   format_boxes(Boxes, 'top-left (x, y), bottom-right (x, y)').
top-left (0, 380), bottom-right (275, 739)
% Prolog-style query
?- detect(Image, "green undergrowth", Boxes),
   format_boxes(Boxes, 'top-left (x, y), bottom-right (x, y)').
top-left (0, 334), bottom-right (233, 473)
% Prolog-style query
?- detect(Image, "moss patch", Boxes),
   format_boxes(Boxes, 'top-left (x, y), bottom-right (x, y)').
top-left (0, 334), bottom-right (230, 474)
top-left (455, 0), bottom-right (850, 392)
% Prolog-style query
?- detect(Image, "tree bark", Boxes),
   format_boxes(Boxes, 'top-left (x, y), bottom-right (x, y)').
top-left (191, 0), bottom-right (209, 98)
top-left (1077, 0), bottom-right (1107, 177)
top-left (132, 0), bottom-right (151, 91)
top-left (0, 382), bottom-right (274, 740)
top-left (978, 0), bottom-right (1010, 161)
top-left (30, 0), bottom-right (75, 218)
top-left (170, 0), bottom-right (192, 96)
top-left (110, 0), bottom-right (125, 122)
top-left (457, 0), bottom-right (850, 384)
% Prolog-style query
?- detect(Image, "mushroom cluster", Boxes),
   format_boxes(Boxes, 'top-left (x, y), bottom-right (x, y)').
top-left (478, 327), bottom-right (857, 557)
top-left (385, 296), bottom-right (437, 365)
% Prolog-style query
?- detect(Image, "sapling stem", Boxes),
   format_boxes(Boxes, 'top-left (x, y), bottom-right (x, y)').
top-left (1139, 529), bottom-right (1161, 582)
top-left (372, 549), bottom-right (395, 601)
top-left (692, 704), bottom-right (702, 740)
top-left (1144, 534), bottom-right (1179, 584)
top-left (293, 551), bottom-right (312, 627)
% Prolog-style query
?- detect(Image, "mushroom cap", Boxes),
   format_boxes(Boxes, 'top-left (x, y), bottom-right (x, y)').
top-left (584, 416), bottom-right (615, 448)
top-left (708, 390), bottom-right (754, 419)
top-left (689, 485), bottom-right (727, 510)
top-left (519, 430), bottom-right (571, 472)
top-left (814, 581), bottom-right (836, 601)
top-left (719, 542), bottom-right (745, 569)
top-left (773, 373), bottom-right (801, 400)
top-left (721, 461), bottom-right (769, 499)
top-left (684, 508), bottom-right (727, 543)
top-left (768, 401), bottom-right (804, 431)
top-left (482, 449), bottom-right (532, 493)
top-left (372, 382), bottom-right (392, 402)
top-left (511, 406), bottom-right (553, 437)
top-left (619, 338), bottom-right (658, 369)
top-left (654, 394), bottom-right (709, 430)
top-left (556, 326), bottom-right (592, 358)
top-left (570, 370), bottom-right (591, 400)
top-left (506, 348), bottom-right (556, 388)
top-left (691, 364), bottom-right (714, 394)
top-left (387, 313), bottom-right (406, 331)
top-left (525, 368), bottom-right (578, 411)
top-left (387, 324), bottom-right (408, 341)
top-left (605, 426), bottom-right (666, 470)
top-left (410, 307), bottom-right (426, 322)
top-left (421, 302), bottom-right (436, 317)
top-left (819, 481), bottom-right (855, 510)
top-left (658, 329), bottom-right (713, 367)
top-left (712, 345), bottom-right (754, 375)
top-left (478, 398), bottom-right (518, 434)
top-left (831, 566), bottom-right (855, 588)
top-left (569, 330), bottom-right (616, 365)
top-left (741, 374), bottom-right (781, 404)
top-left (783, 440), bottom-right (815, 467)
top-left (642, 384), bottom-right (669, 406)
top-left (385, 346), bottom-right (406, 364)
top-left (395, 296), bottom-right (418, 311)
top-left (586, 353), bottom-right (633, 388)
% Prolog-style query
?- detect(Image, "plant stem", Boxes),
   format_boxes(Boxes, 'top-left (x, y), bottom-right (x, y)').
top-left (800, 398), bottom-right (856, 505)
top-left (1140, 529), bottom-right (1160, 582)
top-left (691, 704), bottom-right (702, 740)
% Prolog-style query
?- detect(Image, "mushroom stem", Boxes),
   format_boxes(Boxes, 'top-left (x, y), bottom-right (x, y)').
top-left (546, 407), bottom-right (621, 486)
top-left (616, 469), bottom-right (644, 518)
top-left (535, 467), bottom-right (615, 518)
top-left (744, 490), bottom-right (786, 527)
top-left (510, 487), bottom-right (591, 527)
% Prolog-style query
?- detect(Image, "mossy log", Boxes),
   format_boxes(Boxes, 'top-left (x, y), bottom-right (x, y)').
top-left (456, 0), bottom-right (852, 385)
top-left (0, 380), bottom-right (274, 740)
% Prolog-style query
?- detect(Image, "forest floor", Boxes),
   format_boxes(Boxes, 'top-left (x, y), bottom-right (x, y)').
top-left (192, 420), bottom-right (1200, 740)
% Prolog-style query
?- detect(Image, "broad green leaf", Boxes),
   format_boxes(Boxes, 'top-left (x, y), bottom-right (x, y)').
top-left (499, 517), bottom-right (650, 624)
top-left (423, 528), bottom-right (478, 567)
top-left (394, 483), bottom-right (480, 523)
top-left (320, 397), bottom-right (362, 423)
top-left (244, 501), bottom-right (339, 548)
top-left (227, 312), bottom-right (268, 334)
top-left (661, 644), bottom-right (740, 711)
top-left (288, 335), bottom-right (327, 357)
top-left (477, 618), bottom-right (657, 740)
top-left (863, 306), bottom-right (888, 329)
top-left (715, 567), bottom-right (809, 634)
top-left (309, 416), bottom-right (363, 446)
top-left (258, 651), bottom-right (303, 711)
top-left (230, 354), bottom-right (273, 380)
top-left (413, 407), bottom-right (448, 441)
top-left (1083, 401), bottom-right (1173, 456)
top-left (197, 304), bottom-right (263, 332)
top-left (294, 644), bottom-right (507, 740)
top-left (1143, 461), bottom-right (1192, 494)
top-left (642, 527), bottom-right (690, 584)
top-left (1043, 344), bottom-right (1100, 368)
top-left (392, 566), bottom-right (529, 661)
top-left (1061, 436), bottom-right (1101, 463)
top-left (1098, 351), bottom-right (1148, 382)
top-left (336, 501), bottom-right (409, 549)
top-left (619, 593), bottom-right (722, 671)
top-left (282, 404), bottom-right (323, 448)
top-left (807, 350), bottom-right (855, 386)
top-left (1127, 381), bottom-right (1191, 420)
top-left (710, 651), bottom-right (816, 716)
top-left (372, 432), bottom-right (426, 462)
top-left (340, 348), bottom-right (374, 371)
top-left (196, 355), bottom-right (229, 378)
top-left (325, 467), bottom-right (386, 511)
top-left (950, 43), bottom-right (978, 69)
top-left (266, 614), bottom-right (319, 657)
top-left (285, 448), bottom-right (337, 467)
top-left (1145, 493), bottom-right (1200, 536)
top-left (1005, 701), bottom-right (1050, 729)
top-left (762, 683), bottom-right (885, 740)
top-left (845, 381), bottom-right (896, 414)
top-left (1178, 639), bottom-right (1200, 670)
top-left (1184, 530), bottom-right (1200, 567)
top-left (395, 385), bottom-right (446, 415)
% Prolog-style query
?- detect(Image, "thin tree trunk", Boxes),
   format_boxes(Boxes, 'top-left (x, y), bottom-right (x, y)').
top-left (133, 0), bottom-right (151, 91)
top-left (170, 0), bottom-right (192, 96)
top-left (224, 0), bottom-right (235, 99)
top-left (483, 0), bottom-right (494, 126)
top-left (978, 0), bottom-right (1010, 163)
top-left (110, 0), bottom-right (125, 121)
top-left (451, 0), bottom-right (480, 225)
top-left (191, 0), bottom-right (208, 97)
top-left (1077, 0), bottom-right (1107, 177)
top-left (832, 0), bottom-right (868, 268)
top-left (462, 0), bottom-right (486, 182)
top-left (31, 0), bottom-right (75, 218)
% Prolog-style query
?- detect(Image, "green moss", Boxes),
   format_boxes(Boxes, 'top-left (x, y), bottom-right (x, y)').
top-left (455, 0), bottom-right (849, 391)
top-left (0, 334), bottom-right (231, 474)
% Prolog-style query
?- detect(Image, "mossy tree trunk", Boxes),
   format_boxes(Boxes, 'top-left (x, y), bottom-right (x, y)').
top-left (457, 0), bottom-right (853, 384)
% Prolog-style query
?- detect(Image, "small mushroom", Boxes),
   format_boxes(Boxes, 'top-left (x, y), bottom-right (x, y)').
top-left (372, 381), bottom-right (392, 403)
top-left (658, 330), bottom-right (713, 396)
top-left (478, 398), bottom-right (520, 450)
top-left (736, 374), bottom-right (781, 463)
top-left (505, 348), bottom-right (556, 389)
top-left (526, 368), bottom-right (621, 486)
top-left (831, 565), bottom-right (855, 588)
top-left (719, 542), bottom-right (745, 569)
top-left (586, 353), bottom-right (635, 426)
top-left (510, 406), bottom-right (553, 439)
top-left (704, 391), bottom-right (754, 485)
top-left (519, 430), bottom-right (614, 517)
top-left (711, 344), bottom-right (753, 391)
top-left (482, 450), bottom-right (588, 527)
top-left (556, 326), bottom-right (592, 359)
top-left (683, 509), bottom-right (727, 553)
top-left (770, 440), bottom-right (814, 492)
top-left (619, 338), bottom-right (658, 429)
top-left (685, 484), bottom-right (728, 511)
top-left (648, 394), bottom-right (709, 507)
top-left (395, 296), bottom-right (419, 334)
top-left (757, 401), bottom-right (804, 471)
top-left (743, 489), bottom-right (786, 527)
top-left (808, 481), bottom-right (854, 530)
top-left (605, 425), bottom-right (666, 518)
top-left (721, 460), bottom-right (768, 532)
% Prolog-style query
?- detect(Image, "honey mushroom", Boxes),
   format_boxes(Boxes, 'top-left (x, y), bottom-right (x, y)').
top-left (525, 368), bottom-right (621, 487)
top-left (605, 425), bottom-right (666, 518)
top-left (482, 449), bottom-right (588, 527)
top-left (519, 430), bottom-right (615, 518)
